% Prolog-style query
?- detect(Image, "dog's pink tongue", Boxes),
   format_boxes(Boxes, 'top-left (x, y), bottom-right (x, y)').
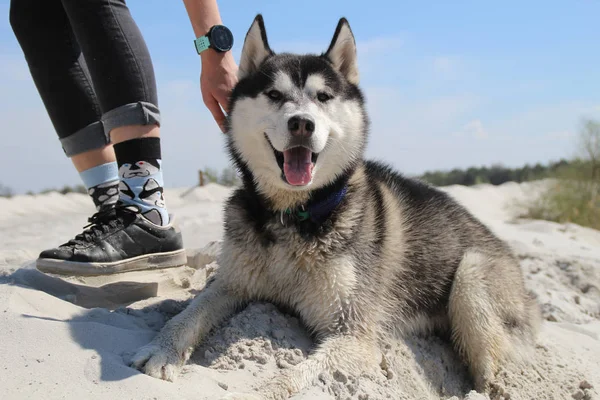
top-left (283, 147), bottom-right (313, 186)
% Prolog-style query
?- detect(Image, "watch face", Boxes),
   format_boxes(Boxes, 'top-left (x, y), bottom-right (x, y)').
top-left (210, 25), bottom-right (234, 52)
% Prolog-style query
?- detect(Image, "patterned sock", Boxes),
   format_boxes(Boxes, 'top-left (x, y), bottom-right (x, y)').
top-left (113, 137), bottom-right (169, 226)
top-left (79, 162), bottom-right (120, 211)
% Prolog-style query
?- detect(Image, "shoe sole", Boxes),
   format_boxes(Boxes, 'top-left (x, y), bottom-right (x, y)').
top-left (36, 249), bottom-right (187, 276)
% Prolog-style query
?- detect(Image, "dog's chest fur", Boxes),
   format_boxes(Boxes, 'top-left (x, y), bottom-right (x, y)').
top-left (219, 210), bottom-right (361, 335)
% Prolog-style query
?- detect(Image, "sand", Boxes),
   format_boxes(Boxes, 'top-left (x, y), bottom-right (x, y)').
top-left (1, 180), bottom-right (598, 400)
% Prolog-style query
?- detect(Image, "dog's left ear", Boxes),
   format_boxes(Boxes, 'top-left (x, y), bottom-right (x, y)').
top-left (239, 14), bottom-right (273, 79)
top-left (324, 18), bottom-right (359, 85)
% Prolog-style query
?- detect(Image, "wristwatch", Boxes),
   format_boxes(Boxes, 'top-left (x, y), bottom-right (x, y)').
top-left (194, 25), bottom-right (234, 55)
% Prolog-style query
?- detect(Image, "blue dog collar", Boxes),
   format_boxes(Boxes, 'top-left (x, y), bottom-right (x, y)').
top-left (283, 185), bottom-right (348, 224)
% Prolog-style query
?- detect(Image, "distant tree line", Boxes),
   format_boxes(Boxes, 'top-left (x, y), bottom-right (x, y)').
top-left (418, 159), bottom-right (574, 187)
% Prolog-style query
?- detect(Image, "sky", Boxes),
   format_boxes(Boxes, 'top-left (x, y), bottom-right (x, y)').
top-left (1, 0), bottom-right (600, 194)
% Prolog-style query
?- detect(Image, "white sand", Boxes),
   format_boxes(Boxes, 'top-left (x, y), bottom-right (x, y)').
top-left (1, 180), bottom-right (598, 400)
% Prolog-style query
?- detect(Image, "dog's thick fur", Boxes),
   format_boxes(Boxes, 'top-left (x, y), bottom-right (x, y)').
top-left (131, 15), bottom-right (541, 399)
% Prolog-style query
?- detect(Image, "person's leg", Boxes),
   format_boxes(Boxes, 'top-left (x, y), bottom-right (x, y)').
top-left (61, 0), bottom-right (170, 226)
top-left (32, 0), bottom-right (185, 275)
top-left (9, 0), bottom-right (119, 211)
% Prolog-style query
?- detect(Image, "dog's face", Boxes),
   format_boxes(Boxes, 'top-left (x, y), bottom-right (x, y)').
top-left (119, 161), bottom-right (160, 179)
top-left (227, 15), bottom-right (368, 200)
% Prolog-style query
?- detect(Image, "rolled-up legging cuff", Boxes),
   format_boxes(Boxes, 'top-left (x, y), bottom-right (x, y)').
top-left (59, 102), bottom-right (161, 157)
top-left (60, 120), bottom-right (109, 157)
top-left (101, 101), bottom-right (161, 134)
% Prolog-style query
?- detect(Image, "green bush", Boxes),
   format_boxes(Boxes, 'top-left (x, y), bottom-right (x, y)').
top-left (200, 166), bottom-right (241, 187)
top-left (522, 119), bottom-right (600, 230)
top-left (523, 166), bottom-right (600, 230)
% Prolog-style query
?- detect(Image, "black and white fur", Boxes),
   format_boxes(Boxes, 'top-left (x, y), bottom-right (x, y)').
top-left (131, 15), bottom-right (541, 399)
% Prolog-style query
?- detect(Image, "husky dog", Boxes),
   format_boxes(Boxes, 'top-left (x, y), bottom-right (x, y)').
top-left (131, 15), bottom-right (540, 399)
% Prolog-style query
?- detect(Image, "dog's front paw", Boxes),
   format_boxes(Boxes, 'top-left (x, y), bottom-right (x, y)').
top-left (130, 342), bottom-right (187, 382)
top-left (220, 392), bottom-right (263, 400)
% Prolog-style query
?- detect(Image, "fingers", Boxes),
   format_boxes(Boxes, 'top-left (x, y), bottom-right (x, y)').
top-left (204, 95), bottom-right (227, 133)
top-left (214, 89), bottom-right (231, 114)
top-left (199, 56), bottom-right (238, 132)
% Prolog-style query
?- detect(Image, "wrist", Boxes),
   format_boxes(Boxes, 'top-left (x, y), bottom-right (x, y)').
top-left (200, 47), bottom-right (227, 63)
top-left (192, 20), bottom-right (222, 39)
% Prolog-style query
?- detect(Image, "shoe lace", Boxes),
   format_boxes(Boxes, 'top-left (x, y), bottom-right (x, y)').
top-left (67, 203), bottom-right (138, 245)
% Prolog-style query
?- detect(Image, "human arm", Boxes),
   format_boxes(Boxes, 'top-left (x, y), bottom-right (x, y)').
top-left (182, 0), bottom-right (238, 132)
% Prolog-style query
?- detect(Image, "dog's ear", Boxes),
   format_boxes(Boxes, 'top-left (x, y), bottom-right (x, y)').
top-left (324, 18), bottom-right (359, 85)
top-left (239, 14), bottom-right (273, 79)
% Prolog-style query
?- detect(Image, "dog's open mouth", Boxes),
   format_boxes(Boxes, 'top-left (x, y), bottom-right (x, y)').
top-left (267, 136), bottom-right (318, 186)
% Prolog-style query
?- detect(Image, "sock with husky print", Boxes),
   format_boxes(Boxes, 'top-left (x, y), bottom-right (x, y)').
top-left (113, 137), bottom-right (169, 226)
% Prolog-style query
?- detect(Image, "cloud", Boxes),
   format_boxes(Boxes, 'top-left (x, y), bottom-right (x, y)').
top-left (262, 35), bottom-right (403, 58)
top-left (362, 86), bottom-right (483, 174)
top-left (545, 131), bottom-right (574, 140)
top-left (453, 120), bottom-right (488, 139)
top-left (160, 79), bottom-right (197, 102)
top-left (433, 56), bottom-right (458, 72)
top-left (431, 56), bottom-right (462, 80)
top-left (357, 36), bottom-right (404, 57)
top-left (361, 85), bottom-right (600, 175)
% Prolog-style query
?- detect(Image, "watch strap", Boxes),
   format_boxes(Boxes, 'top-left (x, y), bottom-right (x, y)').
top-left (194, 36), bottom-right (211, 54)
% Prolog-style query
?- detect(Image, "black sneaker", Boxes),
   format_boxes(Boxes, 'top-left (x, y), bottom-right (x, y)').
top-left (36, 203), bottom-right (186, 276)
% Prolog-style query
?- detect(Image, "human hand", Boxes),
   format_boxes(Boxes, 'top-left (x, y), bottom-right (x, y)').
top-left (200, 50), bottom-right (238, 133)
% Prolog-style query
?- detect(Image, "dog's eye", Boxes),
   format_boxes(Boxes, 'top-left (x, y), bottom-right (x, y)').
top-left (266, 90), bottom-right (282, 100)
top-left (317, 92), bottom-right (332, 102)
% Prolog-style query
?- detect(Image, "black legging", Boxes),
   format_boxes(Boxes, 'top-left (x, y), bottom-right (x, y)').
top-left (9, 0), bottom-right (160, 157)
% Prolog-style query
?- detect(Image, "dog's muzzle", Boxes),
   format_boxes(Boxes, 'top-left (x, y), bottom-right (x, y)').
top-left (265, 134), bottom-right (319, 187)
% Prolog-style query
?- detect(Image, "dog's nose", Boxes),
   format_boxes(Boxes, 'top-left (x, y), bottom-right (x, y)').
top-left (287, 116), bottom-right (315, 137)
